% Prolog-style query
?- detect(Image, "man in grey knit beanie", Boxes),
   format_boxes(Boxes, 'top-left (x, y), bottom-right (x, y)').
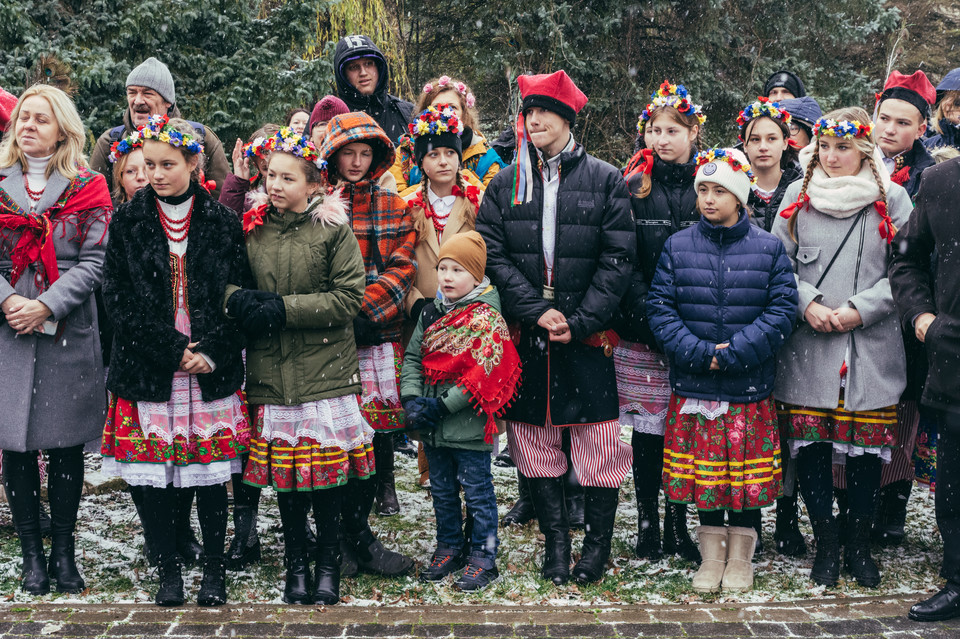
top-left (89, 56), bottom-right (230, 198)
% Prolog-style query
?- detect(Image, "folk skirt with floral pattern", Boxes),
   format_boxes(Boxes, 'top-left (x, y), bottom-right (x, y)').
top-left (778, 390), bottom-right (897, 462)
top-left (242, 395), bottom-right (376, 492)
top-left (663, 395), bottom-right (782, 511)
top-left (359, 342), bottom-right (405, 431)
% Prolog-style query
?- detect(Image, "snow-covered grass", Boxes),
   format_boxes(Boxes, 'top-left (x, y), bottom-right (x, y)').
top-left (0, 448), bottom-right (943, 606)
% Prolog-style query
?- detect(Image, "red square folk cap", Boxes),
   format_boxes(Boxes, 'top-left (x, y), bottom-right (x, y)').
top-left (879, 70), bottom-right (936, 118)
top-left (518, 70), bottom-right (588, 125)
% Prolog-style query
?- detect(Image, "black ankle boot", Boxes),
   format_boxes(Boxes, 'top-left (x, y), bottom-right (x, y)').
top-left (48, 533), bottom-right (84, 593)
top-left (809, 517), bottom-right (841, 586)
top-left (283, 551), bottom-right (313, 604)
top-left (773, 493), bottom-right (807, 557)
top-left (313, 544), bottom-right (340, 605)
top-left (528, 477), bottom-right (570, 585)
top-left (501, 470), bottom-right (535, 527)
top-left (872, 480), bottom-right (911, 546)
top-left (225, 505), bottom-right (261, 571)
top-left (353, 527), bottom-right (414, 576)
top-left (635, 498), bottom-right (663, 560)
top-left (155, 557), bottom-right (185, 606)
top-left (845, 515), bottom-right (881, 587)
top-left (663, 502), bottom-right (700, 563)
top-left (19, 531), bottom-right (50, 595)
top-left (197, 555), bottom-right (227, 606)
top-left (572, 487), bottom-right (619, 583)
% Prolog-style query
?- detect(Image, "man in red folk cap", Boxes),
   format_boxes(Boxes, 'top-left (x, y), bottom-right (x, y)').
top-left (875, 70), bottom-right (936, 199)
top-left (476, 70), bottom-right (636, 586)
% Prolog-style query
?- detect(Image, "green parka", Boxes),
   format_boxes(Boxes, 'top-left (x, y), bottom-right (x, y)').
top-left (399, 285), bottom-right (503, 451)
top-left (228, 195), bottom-right (366, 406)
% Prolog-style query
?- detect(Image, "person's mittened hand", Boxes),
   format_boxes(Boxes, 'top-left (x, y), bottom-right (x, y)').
top-left (415, 397), bottom-right (448, 430)
top-left (353, 315), bottom-right (380, 346)
top-left (227, 289), bottom-right (262, 321)
top-left (242, 292), bottom-right (286, 335)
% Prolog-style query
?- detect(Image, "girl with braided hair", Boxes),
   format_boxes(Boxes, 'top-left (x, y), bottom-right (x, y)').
top-left (771, 106), bottom-right (912, 589)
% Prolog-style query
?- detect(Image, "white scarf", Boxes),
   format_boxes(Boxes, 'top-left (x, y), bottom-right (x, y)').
top-left (798, 144), bottom-right (890, 219)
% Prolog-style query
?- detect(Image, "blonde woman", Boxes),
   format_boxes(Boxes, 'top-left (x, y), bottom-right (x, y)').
top-left (0, 84), bottom-right (112, 595)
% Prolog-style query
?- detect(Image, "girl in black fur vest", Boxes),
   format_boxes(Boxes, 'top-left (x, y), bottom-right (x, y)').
top-left (101, 116), bottom-right (251, 607)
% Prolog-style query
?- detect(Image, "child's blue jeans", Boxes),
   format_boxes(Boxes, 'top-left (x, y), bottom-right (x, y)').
top-left (423, 444), bottom-right (499, 566)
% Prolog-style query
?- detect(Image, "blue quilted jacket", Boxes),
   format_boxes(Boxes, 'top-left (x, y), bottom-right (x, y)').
top-left (646, 210), bottom-right (798, 403)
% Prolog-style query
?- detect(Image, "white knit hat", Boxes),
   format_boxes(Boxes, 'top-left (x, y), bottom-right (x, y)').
top-left (694, 147), bottom-right (754, 206)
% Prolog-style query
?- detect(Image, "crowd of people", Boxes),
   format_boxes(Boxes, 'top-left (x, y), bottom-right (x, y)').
top-left (0, 32), bottom-right (959, 624)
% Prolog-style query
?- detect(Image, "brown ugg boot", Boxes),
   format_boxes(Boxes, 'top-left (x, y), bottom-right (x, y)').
top-left (721, 526), bottom-right (758, 592)
top-left (691, 526), bottom-right (727, 592)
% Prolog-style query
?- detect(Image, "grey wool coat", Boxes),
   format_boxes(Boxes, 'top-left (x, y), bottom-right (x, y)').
top-left (771, 180), bottom-right (912, 412)
top-left (0, 164), bottom-right (111, 452)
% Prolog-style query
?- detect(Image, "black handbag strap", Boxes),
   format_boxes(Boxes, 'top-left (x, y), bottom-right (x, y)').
top-left (814, 206), bottom-right (868, 289)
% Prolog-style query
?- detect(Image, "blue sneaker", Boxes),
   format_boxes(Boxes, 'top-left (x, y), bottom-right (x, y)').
top-left (419, 547), bottom-right (465, 582)
top-left (454, 554), bottom-right (500, 592)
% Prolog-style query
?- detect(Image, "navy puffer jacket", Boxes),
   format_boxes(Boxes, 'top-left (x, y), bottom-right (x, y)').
top-left (646, 210), bottom-right (798, 403)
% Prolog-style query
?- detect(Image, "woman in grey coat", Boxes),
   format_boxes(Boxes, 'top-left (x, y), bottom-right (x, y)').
top-left (772, 107), bottom-right (911, 590)
top-left (0, 85), bottom-right (111, 595)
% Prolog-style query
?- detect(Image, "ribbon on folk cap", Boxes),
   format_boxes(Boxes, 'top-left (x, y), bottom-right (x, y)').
top-left (779, 193), bottom-right (810, 219)
top-left (874, 200), bottom-right (896, 243)
top-left (511, 109), bottom-right (534, 206)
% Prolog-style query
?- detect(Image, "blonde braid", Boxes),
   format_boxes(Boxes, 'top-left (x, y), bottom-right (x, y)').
top-left (788, 152), bottom-right (819, 243)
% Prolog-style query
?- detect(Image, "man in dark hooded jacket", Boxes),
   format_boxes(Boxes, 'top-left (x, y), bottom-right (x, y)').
top-left (334, 35), bottom-right (413, 144)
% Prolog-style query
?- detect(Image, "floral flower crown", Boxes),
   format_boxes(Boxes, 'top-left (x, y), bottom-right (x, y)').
top-left (108, 131), bottom-right (143, 163)
top-left (695, 148), bottom-right (757, 185)
top-left (409, 103), bottom-right (463, 138)
top-left (637, 80), bottom-right (707, 133)
top-left (422, 75), bottom-right (476, 109)
top-left (737, 96), bottom-right (792, 130)
top-left (263, 127), bottom-right (326, 170)
top-left (243, 136), bottom-right (272, 160)
top-left (139, 114), bottom-right (204, 154)
top-left (813, 118), bottom-right (873, 139)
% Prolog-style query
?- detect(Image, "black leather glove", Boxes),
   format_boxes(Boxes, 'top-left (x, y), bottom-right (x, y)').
top-left (226, 288), bottom-right (261, 321)
top-left (403, 396), bottom-right (448, 431)
top-left (241, 292), bottom-right (286, 335)
top-left (353, 314), bottom-right (383, 347)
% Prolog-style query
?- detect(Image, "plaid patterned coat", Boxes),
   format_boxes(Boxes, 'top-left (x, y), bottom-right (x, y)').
top-left (319, 113), bottom-right (416, 344)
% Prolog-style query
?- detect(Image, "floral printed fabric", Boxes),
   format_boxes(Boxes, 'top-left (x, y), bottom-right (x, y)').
top-left (242, 404), bottom-right (375, 492)
top-left (778, 391), bottom-right (897, 461)
top-left (359, 342), bottom-right (405, 431)
top-left (663, 394), bottom-right (782, 511)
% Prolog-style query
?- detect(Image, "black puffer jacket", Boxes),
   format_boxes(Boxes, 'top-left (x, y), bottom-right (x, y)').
top-left (476, 143), bottom-right (635, 427)
top-left (103, 185), bottom-right (251, 402)
top-left (748, 162), bottom-right (803, 232)
top-left (619, 153), bottom-right (698, 344)
top-left (334, 35), bottom-right (414, 144)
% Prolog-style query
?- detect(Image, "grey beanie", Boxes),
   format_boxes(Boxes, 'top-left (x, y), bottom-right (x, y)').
top-left (126, 57), bottom-right (176, 105)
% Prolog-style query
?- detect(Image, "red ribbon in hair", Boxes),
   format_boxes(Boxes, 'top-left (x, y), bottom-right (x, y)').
top-left (242, 203), bottom-right (269, 235)
top-left (874, 200), bottom-right (896, 243)
top-left (779, 193), bottom-right (810, 219)
top-left (197, 170), bottom-right (217, 194)
top-left (624, 148), bottom-right (654, 180)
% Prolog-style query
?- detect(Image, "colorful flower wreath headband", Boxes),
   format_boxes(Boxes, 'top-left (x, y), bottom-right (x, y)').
top-left (813, 118), bottom-right (873, 139)
top-left (695, 148), bottom-right (757, 185)
top-left (409, 103), bottom-right (463, 138)
top-left (243, 136), bottom-right (272, 161)
top-left (263, 127), bottom-right (326, 170)
top-left (737, 96), bottom-right (792, 130)
top-left (138, 114), bottom-right (204, 154)
top-left (108, 131), bottom-right (143, 163)
top-left (422, 75), bottom-right (476, 109)
top-left (637, 80), bottom-right (707, 134)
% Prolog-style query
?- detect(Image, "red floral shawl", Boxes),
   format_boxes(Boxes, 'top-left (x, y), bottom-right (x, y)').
top-left (420, 300), bottom-right (521, 444)
top-left (0, 168), bottom-right (111, 290)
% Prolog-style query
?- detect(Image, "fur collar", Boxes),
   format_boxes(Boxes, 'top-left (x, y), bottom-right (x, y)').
top-left (307, 189), bottom-right (349, 226)
top-left (799, 145), bottom-right (889, 218)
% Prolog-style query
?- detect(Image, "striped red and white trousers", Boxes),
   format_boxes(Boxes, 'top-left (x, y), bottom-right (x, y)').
top-left (506, 420), bottom-right (632, 488)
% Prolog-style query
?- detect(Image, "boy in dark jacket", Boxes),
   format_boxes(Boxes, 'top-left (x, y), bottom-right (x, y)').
top-left (400, 232), bottom-right (520, 592)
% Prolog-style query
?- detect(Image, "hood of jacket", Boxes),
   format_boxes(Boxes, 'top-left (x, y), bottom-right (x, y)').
top-left (318, 112), bottom-right (396, 184)
top-left (334, 35), bottom-right (390, 110)
top-left (936, 67), bottom-right (960, 100)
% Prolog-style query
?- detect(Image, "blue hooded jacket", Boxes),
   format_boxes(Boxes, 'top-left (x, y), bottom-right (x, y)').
top-left (646, 210), bottom-right (798, 403)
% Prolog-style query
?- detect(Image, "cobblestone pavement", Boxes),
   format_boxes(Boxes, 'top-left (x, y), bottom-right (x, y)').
top-left (1, 594), bottom-right (959, 638)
